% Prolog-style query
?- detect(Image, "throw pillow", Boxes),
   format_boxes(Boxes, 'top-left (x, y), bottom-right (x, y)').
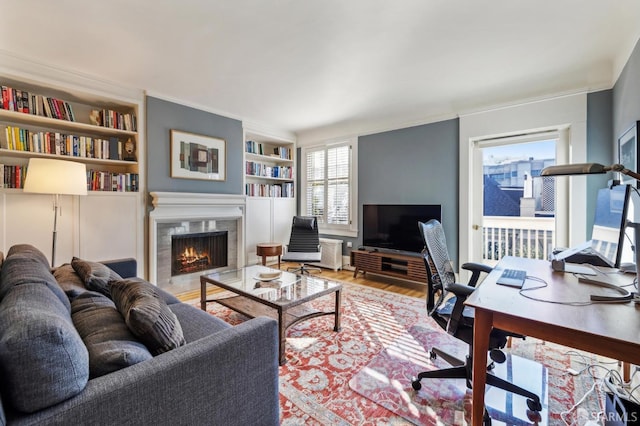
top-left (110, 278), bottom-right (185, 355)
top-left (53, 263), bottom-right (88, 300)
top-left (71, 257), bottom-right (122, 297)
top-left (71, 291), bottom-right (153, 378)
top-left (0, 283), bottom-right (89, 413)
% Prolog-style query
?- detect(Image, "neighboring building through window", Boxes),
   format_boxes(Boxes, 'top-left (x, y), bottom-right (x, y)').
top-left (301, 139), bottom-right (357, 237)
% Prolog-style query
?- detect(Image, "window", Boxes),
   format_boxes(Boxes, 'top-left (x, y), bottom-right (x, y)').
top-left (301, 139), bottom-right (357, 237)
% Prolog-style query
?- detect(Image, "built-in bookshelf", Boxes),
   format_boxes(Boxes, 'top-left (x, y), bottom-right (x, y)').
top-left (0, 77), bottom-right (139, 192)
top-left (244, 133), bottom-right (295, 198)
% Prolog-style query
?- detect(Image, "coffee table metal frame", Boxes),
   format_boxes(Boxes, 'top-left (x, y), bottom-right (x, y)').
top-left (200, 265), bottom-right (342, 365)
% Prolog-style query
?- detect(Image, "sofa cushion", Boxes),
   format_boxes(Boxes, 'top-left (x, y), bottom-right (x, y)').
top-left (71, 291), bottom-right (153, 378)
top-left (6, 244), bottom-right (49, 268)
top-left (110, 278), bottom-right (185, 355)
top-left (53, 264), bottom-right (88, 300)
top-left (0, 246), bottom-right (69, 310)
top-left (169, 303), bottom-right (231, 343)
top-left (0, 283), bottom-right (89, 413)
top-left (71, 257), bottom-right (122, 297)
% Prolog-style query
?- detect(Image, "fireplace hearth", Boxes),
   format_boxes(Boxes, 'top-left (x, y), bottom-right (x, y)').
top-left (171, 231), bottom-right (228, 276)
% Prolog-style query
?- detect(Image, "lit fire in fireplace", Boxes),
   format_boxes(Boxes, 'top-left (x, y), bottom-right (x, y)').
top-left (171, 230), bottom-right (228, 277)
top-left (177, 247), bottom-right (210, 273)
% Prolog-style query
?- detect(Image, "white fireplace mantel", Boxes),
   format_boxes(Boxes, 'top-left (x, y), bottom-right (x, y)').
top-left (148, 192), bottom-right (246, 288)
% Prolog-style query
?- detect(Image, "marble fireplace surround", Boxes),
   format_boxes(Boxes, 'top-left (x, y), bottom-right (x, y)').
top-left (149, 192), bottom-right (245, 293)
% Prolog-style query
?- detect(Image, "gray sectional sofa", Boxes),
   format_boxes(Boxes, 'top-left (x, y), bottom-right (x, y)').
top-left (0, 244), bottom-right (280, 425)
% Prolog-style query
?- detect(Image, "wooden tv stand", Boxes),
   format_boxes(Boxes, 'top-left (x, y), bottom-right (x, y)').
top-left (350, 250), bottom-right (427, 284)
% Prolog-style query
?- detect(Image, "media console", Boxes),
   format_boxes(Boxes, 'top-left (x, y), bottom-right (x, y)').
top-left (350, 249), bottom-right (427, 284)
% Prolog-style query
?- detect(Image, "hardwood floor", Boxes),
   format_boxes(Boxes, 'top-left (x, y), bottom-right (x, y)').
top-left (176, 261), bottom-right (427, 302)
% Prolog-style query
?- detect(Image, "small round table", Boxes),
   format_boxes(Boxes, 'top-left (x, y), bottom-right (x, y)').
top-left (256, 242), bottom-right (283, 269)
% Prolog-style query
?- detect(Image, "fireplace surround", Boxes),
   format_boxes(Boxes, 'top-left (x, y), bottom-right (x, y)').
top-left (149, 192), bottom-right (245, 294)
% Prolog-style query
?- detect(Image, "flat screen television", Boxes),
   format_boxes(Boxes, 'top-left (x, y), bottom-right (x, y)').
top-left (362, 204), bottom-right (442, 254)
top-left (590, 183), bottom-right (632, 268)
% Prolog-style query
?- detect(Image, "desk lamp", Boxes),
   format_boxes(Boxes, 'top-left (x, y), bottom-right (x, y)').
top-left (541, 162), bottom-right (640, 275)
top-left (23, 158), bottom-right (87, 267)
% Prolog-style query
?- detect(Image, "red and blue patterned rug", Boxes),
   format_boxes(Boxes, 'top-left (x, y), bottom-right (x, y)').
top-left (195, 281), bottom-right (605, 425)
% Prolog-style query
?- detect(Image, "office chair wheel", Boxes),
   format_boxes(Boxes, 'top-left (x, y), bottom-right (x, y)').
top-left (411, 378), bottom-right (422, 391)
top-left (429, 350), bottom-right (437, 360)
top-left (526, 408), bottom-right (542, 423)
top-left (526, 398), bottom-right (543, 412)
top-left (489, 349), bottom-right (506, 364)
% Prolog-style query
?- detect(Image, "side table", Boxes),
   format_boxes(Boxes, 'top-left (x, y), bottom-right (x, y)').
top-left (256, 242), bottom-right (283, 269)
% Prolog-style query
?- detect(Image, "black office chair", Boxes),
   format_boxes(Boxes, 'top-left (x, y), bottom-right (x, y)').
top-left (412, 219), bottom-right (542, 421)
top-left (281, 216), bottom-right (322, 275)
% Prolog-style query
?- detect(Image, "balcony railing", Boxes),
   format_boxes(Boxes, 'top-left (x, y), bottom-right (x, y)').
top-left (483, 216), bottom-right (555, 264)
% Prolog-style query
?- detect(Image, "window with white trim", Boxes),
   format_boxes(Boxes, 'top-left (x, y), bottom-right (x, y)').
top-left (301, 139), bottom-right (357, 237)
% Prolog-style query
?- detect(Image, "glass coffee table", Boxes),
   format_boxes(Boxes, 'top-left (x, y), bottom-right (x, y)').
top-left (200, 265), bottom-right (342, 365)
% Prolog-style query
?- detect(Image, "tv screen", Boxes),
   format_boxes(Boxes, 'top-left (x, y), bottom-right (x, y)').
top-left (362, 204), bottom-right (442, 253)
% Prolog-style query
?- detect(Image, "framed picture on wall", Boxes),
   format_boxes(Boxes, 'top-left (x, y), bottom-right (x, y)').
top-left (170, 129), bottom-right (226, 181)
top-left (618, 121), bottom-right (639, 186)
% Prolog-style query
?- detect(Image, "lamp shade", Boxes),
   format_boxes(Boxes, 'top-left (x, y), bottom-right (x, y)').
top-left (540, 163), bottom-right (608, 176)
top-left (23, 158), bottom-right (87, 195)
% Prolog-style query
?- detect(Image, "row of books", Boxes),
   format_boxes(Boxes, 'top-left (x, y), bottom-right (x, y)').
top-left (0, 164), bottom-right (139, 192)
top-left (2, 165), bottom-right (26, 188)
top-left (1, 85), bottom-right (76, 121)
top-left (245, 182), bottom-right (294, 198)
top-left (87, 170), bottom-right (139, 192)
top-left (245, 140), bottom-right (293, 160)
top-left (245, 161), bottom-right (293, 179)
top-left (3, 126), bottom-right (135, 161)
top-left (93, 109), bottom-right (137, 132)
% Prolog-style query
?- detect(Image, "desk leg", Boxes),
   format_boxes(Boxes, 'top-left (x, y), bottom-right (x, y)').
top-left (472, 308), bottom-right (492, 426)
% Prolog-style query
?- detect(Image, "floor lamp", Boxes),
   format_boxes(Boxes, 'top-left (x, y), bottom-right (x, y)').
top-left (23, 158), bottom-right (87, 267)
top-left (541, 162), bottom-right (640, 274)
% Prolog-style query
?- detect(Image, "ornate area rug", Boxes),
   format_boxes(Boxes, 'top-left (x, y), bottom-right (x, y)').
top-left (193, 282), bottom-right (605, 425)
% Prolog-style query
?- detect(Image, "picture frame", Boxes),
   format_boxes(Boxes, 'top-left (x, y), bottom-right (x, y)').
top-left (618, 121), bottom-right (639, 187)
top-left (170, 130), bottom-right (226, 181)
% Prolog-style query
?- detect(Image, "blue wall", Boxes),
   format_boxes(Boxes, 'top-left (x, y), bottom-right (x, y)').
top-left (146, 96), bottom-right (243, 194)
top-left (586, 89), bottom-right (613, 235)
top-left (613, 40), bottom-right (640, 143)
top-left (355, 118), bottom-right (460, 265)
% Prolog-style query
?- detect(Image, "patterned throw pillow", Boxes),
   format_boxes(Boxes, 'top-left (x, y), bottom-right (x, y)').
top-left (71, 257), bottom-right (122, 297)
top-left (109, 278), bottom-right (185, 355)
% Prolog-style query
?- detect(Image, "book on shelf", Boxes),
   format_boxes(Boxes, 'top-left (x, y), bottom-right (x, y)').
top-left (1, 125), bottom-right (136, 162)
top-left (87, 170), bottom-right (139, 192)
top-left (0, 83), bottom-right (86, 123)
top-left (245, 182), bottom-right (294, 198)
top-left (0, 164), bottom-right (27, 189)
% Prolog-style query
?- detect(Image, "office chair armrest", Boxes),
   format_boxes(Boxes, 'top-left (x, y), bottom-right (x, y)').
top-left (461, 262), bottom-right (493, 287)
top-left (444, 283), bottom-right (474, 335)
top-left (445, 282), bottom-right (475, 298)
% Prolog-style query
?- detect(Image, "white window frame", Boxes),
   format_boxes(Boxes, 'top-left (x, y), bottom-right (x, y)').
top-left (301, 137), bottom-right (358, 238)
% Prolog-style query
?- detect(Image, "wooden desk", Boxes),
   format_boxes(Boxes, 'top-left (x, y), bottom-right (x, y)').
top-left (465, 256), bottom-right (640, 425)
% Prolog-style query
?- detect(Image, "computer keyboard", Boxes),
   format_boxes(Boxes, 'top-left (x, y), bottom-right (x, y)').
top-left (496, 268), bottom-right (527, 288)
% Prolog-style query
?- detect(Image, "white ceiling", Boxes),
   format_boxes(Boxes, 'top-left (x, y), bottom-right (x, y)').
top-left (2, 0), bottom-right (640, 141)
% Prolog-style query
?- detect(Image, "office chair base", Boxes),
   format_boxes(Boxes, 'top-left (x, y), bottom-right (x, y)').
top-left (287, 264), bottom-right (322, 275)
top-left (430, 347), bottom-right (465, 367)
